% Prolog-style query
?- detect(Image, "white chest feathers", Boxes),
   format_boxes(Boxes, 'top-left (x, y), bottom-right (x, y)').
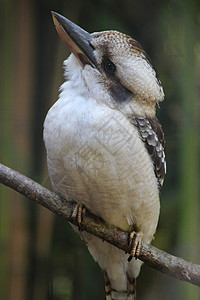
top-left (44, 56), bottom-right (160, 242)
top-left (44, 97), bottom-right (159, 243)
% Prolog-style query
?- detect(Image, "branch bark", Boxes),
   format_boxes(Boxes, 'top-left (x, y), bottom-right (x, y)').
top-left (0, 162), bottom-right (200, 287)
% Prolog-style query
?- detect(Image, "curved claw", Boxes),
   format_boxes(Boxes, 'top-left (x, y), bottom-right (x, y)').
top-left (72, 203), bottom-right (86, 230)
top-left (128, 231), bottom-right (143, 261)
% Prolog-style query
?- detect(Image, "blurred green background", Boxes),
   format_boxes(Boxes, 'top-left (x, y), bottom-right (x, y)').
top-left (0, 0), bottom-right (200, 299)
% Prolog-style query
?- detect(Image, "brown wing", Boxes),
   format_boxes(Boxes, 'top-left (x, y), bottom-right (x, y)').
top-left (131, 117), bottom-right (166, 188)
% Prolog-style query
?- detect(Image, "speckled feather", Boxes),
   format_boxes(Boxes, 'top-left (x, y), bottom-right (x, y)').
top-left (131, 117), bottom-right (166, 188)
top-left (92, 30), bottom-right (146, 55)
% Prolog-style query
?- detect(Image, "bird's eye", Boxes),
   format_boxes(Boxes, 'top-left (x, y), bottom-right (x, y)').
top-left (103, 59), bottom-right (116, 75)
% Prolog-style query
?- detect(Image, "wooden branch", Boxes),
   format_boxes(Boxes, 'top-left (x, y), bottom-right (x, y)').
top-left (0, 162), bottom-right (200, 286)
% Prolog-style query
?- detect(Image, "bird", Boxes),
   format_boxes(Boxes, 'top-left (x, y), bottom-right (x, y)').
top-left (43, 11), bottom-right (166, 300)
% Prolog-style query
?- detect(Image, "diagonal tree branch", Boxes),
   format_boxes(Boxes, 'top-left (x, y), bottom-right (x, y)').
top-left (0, 162), bottom-right (200, 287)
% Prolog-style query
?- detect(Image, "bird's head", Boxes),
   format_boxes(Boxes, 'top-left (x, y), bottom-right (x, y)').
top-left (52, 12), bottom-right (164, 117)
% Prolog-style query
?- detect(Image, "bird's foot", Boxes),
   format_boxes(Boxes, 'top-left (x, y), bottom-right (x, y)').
top-left (72, 203), bottom-right (86, 231)
top-left (128, 231), bottom-right (143, 261)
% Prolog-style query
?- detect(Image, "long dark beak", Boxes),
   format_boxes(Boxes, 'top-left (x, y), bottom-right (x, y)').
top-left (52, 11), bottom-right (97, 68)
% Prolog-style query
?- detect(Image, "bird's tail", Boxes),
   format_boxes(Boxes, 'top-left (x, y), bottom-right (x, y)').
top-left (104, 273), bottom-right (136, 300)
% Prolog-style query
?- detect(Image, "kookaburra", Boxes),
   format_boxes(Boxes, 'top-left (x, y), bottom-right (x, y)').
top-left (43, 12), bottom-right (166, 300)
